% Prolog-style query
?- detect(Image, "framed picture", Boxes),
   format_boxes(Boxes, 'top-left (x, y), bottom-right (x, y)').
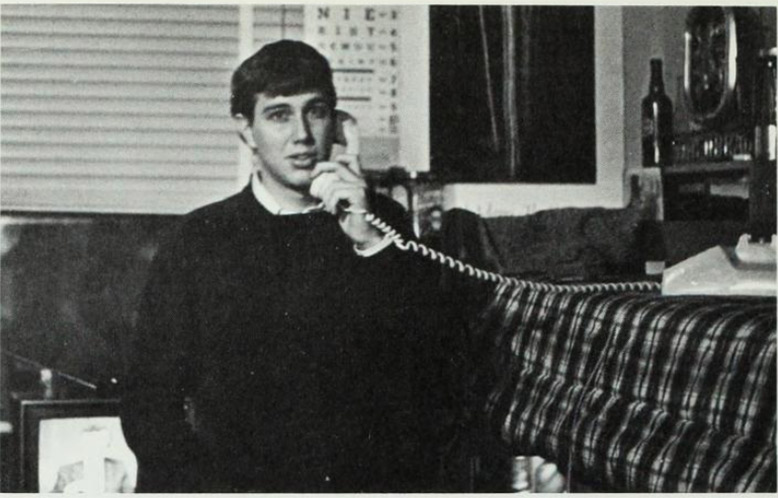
top-left (19, 398), bottom-right (138, 493)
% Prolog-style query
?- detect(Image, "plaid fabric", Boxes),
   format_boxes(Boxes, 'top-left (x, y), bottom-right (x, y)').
top-left (475, 282), bottom-right (776, 492)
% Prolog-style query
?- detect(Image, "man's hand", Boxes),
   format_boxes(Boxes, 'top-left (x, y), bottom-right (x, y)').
top-left (310, 155), bottom-right (384, 249)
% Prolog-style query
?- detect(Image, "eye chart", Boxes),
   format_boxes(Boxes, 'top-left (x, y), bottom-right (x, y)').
top-left (304, 5), bottom-right (427, 170)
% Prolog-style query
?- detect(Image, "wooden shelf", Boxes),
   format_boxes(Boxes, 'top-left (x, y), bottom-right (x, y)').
top-left (662, 161), bottom-right (752, 176)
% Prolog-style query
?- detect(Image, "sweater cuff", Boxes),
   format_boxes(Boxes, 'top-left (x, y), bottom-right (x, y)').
top-left (353, 235), bottom-right (393, 257)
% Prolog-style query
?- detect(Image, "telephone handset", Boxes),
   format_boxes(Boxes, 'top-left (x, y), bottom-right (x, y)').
top-left (309, 110), bottom-right (364, 211)
top-left (333, 109), bottom-right (360, 158)
top-left (321, 111), bottom-right (660, 293)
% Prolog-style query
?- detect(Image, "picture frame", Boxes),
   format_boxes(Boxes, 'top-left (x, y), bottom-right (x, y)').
top-left (19, 398), bottom-right (138, 493)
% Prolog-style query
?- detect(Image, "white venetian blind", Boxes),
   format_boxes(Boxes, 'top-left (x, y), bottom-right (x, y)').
top-left (253, 5), bottom-right (304, 46)
top-left (0, 4), bottom-right (241, 214)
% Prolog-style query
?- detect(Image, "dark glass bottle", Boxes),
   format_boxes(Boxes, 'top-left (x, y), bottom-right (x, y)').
top-left (641, 58), bottom-right (674, 167)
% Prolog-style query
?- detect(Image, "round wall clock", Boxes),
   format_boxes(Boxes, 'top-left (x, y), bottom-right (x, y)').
top-left (684, 7), bottom-right (759, 129)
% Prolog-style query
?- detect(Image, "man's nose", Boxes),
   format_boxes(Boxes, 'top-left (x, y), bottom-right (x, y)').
top-left (292, 113), bottom-right (314, 143)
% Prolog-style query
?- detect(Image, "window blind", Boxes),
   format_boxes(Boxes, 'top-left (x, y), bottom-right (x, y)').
top-left (1, 4), bottom-right (242, 214)
top-left (253, 5), bottom-right (304, 46)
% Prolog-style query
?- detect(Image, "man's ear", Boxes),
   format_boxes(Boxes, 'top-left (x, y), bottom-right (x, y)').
top-left (233, 114), bottom-right (257, 151)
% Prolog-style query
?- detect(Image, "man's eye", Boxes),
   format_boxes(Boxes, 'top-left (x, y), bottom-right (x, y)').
top-left (307, 105), bottom-right (331, 120)
top-left (266, 109), bottom-right (291, 122)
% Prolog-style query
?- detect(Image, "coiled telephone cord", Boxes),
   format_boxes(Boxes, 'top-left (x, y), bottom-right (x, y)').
top-left (363, 212), bottom-right (661, 293)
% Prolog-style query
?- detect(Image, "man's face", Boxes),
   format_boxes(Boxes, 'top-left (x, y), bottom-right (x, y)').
top-left (248, 91), bottom-right (335, 196)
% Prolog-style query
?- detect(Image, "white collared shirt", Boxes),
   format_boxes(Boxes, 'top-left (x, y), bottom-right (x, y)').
top-left (250, 173), bottom-right (392, 257)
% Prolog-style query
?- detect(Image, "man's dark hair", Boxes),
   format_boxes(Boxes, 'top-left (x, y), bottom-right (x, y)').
top-left (230, 40), bottom-right (337, 123)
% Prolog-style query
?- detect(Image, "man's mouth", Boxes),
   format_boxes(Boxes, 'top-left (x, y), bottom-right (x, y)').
top-left (287, 152), bottom-right (317, 168)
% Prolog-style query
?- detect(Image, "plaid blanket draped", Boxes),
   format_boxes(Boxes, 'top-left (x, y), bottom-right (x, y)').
top-left (474, 282), bottom-right (777, 492)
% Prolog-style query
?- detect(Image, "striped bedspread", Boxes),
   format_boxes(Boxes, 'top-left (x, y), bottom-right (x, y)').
top-left (474, 282), bottom-right (776, 492)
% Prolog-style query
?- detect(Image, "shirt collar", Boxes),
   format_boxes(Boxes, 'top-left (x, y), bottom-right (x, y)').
top-left (250, 172), bottom-right (324, 216)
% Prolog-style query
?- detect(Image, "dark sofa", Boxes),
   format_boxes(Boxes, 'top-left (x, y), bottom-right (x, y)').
top-left (442, 206), bottom-right (776, 492)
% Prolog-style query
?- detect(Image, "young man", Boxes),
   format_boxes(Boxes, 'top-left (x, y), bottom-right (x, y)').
top-left (120, 40), bottom-right (458, 493)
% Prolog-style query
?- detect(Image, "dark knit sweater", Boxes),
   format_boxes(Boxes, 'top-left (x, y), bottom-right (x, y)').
top-left (120, 186), bottom-right (453, 493)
